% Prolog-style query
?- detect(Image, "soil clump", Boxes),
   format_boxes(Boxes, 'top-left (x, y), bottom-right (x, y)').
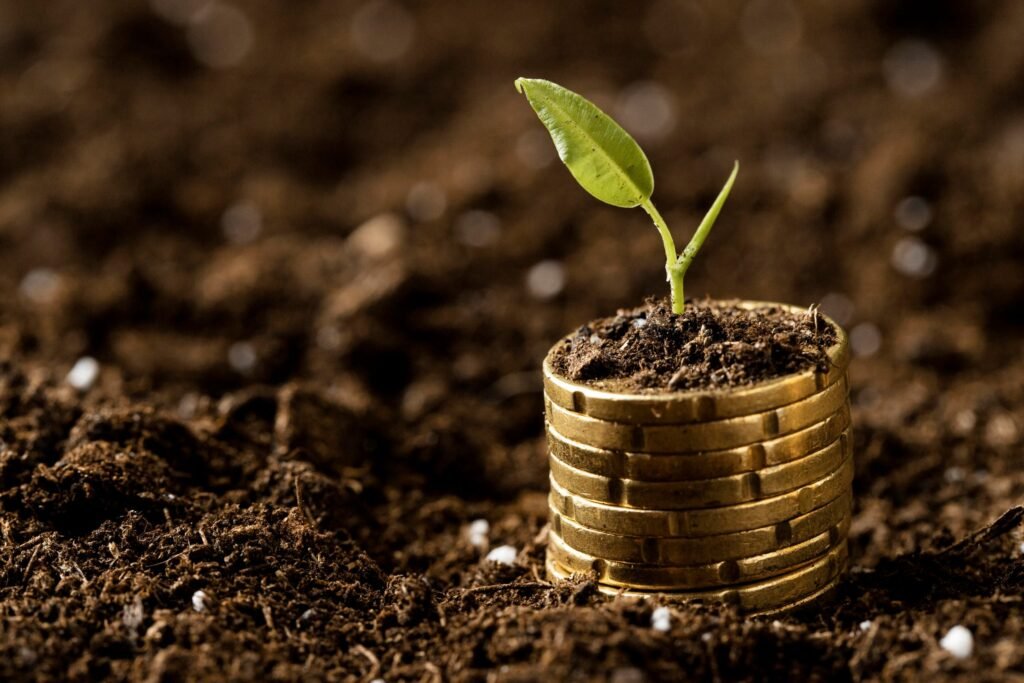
top-left (551, 299), bottom-right (838, 392)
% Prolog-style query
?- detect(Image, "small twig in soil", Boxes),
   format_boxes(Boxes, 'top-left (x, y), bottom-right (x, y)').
top-left (295, 477), bottom-right (316, 526)
top-left (261, 603), bottom-right (276, 633)
top-left (958, 505), bottom-right (1023, 548)
top-left (145, 545), bottom-right (197, 569)
top-left (352, 644), bottom-right (380, 679)
top-left (849, 619), bottom-right (879, 678)
top-left (1, 519), bottom-right (13, 548)
top-left (23, 544), bottom-right (42, 583)
top-left (423, 662), bottom-right (442, 683)
top-left (15, 535), bottom-right (45, 551)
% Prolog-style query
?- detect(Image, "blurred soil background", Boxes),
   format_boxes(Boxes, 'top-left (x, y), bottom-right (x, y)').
top-left (0, 0), bottom-right (1023, 680)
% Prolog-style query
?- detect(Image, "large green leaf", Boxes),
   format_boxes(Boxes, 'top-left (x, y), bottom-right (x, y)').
top-left (515, 78), bottom-right (654, 208)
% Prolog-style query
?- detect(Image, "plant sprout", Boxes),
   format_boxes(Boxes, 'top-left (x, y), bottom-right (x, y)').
top-left (514, 77), bottom-right (738, 314)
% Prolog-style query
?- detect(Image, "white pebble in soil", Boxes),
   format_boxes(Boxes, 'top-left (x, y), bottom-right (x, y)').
top-left (186, 2), bottom-right (253, 69)
top-left (467, 519), bottom-right (490, 549)
top-left (525, 260), bottom-right (565, 300)
top-left (884, 39), bottom-right (943, 98)
top-left (192, 590), bottom-right (210, 613)
top-left (66, 357), bottom-right (100, 391)
top-left (122, 597), bottom-right (145, 631)
top-left (454, 210), bottom-right (502, 247)
top-left (859, 620), bottom-right (872, 632)
top-left (228, 341), bottom-right (257, 374)
top-left (405, 182), bottom-right (447, 222)
top-left (939, 625), bottom-right (974, 659)
top-left (944, 466), bottom-right (966, 483)
top-left (221, 200), bottom-right (262, 245)
top-left (894, 196), bottom-right (933, 232)
top-left (651, 606), bottom-right (672, 632)
top-left (19, 268), bottom-right (61, 305)
top-left (615, 81), bottom-right (676, 142)
top-left (351, 0), bottom-right (415, 63)
top-left (849, 323), bottom-right (882, 358)
top-left (348, 213), bottom-right (406, 258)
top-left (484, 545), bottom-right (517, 566)
top-left (891, 236), bottom-right (937, 278)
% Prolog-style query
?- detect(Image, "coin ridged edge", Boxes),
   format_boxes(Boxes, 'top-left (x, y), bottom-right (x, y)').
top-left (545, 542), bottom-right (848, 613)
top-left (547, 515), bottom-right (849, 590)
top-left (545, 379), bottom-right (849, 454)
top-left (548, 427), bottom-right (850, 509)
top-left (548, 451), bottom-right (854, 529)
top-left (550, 492), bottom-right (851, 565)
top-left (545, 403), bottom-right (851, 482)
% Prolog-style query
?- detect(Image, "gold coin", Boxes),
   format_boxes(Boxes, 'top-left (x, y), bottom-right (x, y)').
top-left (550, 491), bottom-right (850, 565)
top-left (547, 515), bottom-right (849, 590)
top-left (545, 542), bottom-right (848, 614)
top-left (545, 377), bottom-right (849, 453)
top-left (546, 404), bottom-right (850, 482)
top-left (750, 570), bottom-right (844, 617)
top-left (549, 428), bottom-right (850, 509)
top-left (549, 453), bottom-right (853, 537)
top-left (543, 301), bottom-right (849, 426)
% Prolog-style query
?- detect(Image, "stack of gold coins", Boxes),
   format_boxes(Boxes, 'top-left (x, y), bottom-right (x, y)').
top-left (542, 304), bottom-right (852, 615)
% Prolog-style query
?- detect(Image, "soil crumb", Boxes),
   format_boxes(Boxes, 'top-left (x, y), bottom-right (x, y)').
top-left (550, 299), bottom-right (838, 392)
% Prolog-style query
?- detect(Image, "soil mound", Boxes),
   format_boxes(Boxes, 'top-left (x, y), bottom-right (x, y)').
top-left (551, 299), bottom-right (837, 392)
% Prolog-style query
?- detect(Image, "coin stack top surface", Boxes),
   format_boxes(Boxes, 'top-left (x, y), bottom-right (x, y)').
top-left (543, 301), bottom-right (852, 615)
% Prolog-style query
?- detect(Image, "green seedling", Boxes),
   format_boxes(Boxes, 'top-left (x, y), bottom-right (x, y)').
top-left (514, 77), bottom-right (738, 314)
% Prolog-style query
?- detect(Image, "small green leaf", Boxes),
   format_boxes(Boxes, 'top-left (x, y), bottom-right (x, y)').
top-left (515, 77), bottom-right (654, 208)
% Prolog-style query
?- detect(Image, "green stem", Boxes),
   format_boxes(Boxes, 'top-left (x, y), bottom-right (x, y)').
top-left (675, 161), bottom-right (739, 276)
top-left (640, 162), bottom-right (739, 315)
top-left (641, 199), bottom-right (685, 313)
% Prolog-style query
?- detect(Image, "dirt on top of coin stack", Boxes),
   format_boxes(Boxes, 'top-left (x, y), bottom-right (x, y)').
top-left (550, 299), bottom-right (837, 393)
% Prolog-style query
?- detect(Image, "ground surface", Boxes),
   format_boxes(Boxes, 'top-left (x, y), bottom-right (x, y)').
top-left (1, 0), bottom-right (1023, 681)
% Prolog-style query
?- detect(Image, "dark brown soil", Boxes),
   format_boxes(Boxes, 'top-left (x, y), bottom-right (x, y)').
top-left (550, 298), bottom-right (837, 392)
top-left (1, 1), bottom-right (1024, 681)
